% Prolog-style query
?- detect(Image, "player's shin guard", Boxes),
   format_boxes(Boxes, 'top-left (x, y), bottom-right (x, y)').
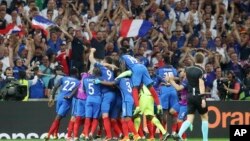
top-left (133, 116), bottom-right (141, 132)
top-left (132, 88), bottom-right (139, 107)
top-left (172, 113), bottom-right (178, 133)
top-left (90, 119), bottom-right (99, 134)
top-left (127, 119), bottom-right (138, 135)
top-left (202, 121), bottom-right (208, 141)
top-left (73, 116), bottom-right (82, 138)
top-left (147, 120), bottom-right (154, 138)
top-left (67, 119), bottom-right (74, 138)
top-left (148, 87), bottom-right (160, 105)
top-left (83, 118), bottom-right (91, 137)
top-left (111, 119), bottom-right (122, 137)
top-left (48, 119), bottom-right (60, 139)
top-left (138, 122), bottom-right (144, 137)
top-left (151, 117), bottom-right (166, 134)
top-left (178, 120), bottom-right (191, 139)
top-left (121, 119), bottom-right (129, 137)
top-left (103, 117), bottom-right (112, 139)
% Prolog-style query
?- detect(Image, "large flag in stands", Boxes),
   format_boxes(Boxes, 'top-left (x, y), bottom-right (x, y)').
top-left (32, 15), bottom-right (56, 36)
top-left (0, 24), bottom-right (22, 35)
top-left (120, 19), bottom-right (153, 37)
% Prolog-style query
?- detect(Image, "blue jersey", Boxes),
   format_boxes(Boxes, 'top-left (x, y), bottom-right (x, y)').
top-left (57, 76), bottom-right (80, 99)
top-left (156, 65), bottom-right (178, 83)
top-left (116, 78), bottom-right (134, 102)
top-left (83, 76), bottom-right (102, 97)
top-left (94, 62), bottom-right (114, 93)
top-left (120, 55), bottom-right (139, 69)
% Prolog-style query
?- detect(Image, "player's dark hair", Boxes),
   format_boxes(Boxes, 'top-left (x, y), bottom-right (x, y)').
top-left (93, 67), bottom-right (101, 76)
top-left (119, 47), bottom-right (128, 55)
top-left (163, 55), bottom-right (171, 64)
top-left (104, 56), bottom-right (113, 64)
top-left (113, 59), bottom-right (120, 77)
top-left (70, 67), bottom-right (79, 77)
top-left (194, 52), bottom-right (204, 64)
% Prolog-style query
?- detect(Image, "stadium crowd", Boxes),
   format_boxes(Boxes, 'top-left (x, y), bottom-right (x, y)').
top-left (0, 0), bottom-right (250, 141)
top-left (0, 0), bottom-right (249, 101)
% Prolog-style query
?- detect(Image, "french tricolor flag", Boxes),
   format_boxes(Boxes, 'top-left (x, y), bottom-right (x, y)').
top-left (120, 19), bottom-right (153, 37)
top-left (32, 15), bottom-right (56, 36)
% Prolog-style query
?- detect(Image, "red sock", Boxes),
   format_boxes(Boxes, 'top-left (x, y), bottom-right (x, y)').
top-left (121, 119), bottom-right (129, 137)
top-left (177, 122), bottom-right (183, 132)
top-left (73, 116), bottom-right (82, 138)
top-left (138, 123), bottom-right (144, 137)
top-left (97, 128), bottom-right (102, 137)
top-left (148, 87), bottom-right (160, 105)
top-left (147, 120), bottom-right (154, 138)
top-left (90, 119), bottom-right (99, 134)
top-left (48, 119), bottom-right (60, 138)
top-left (84, 118), bottom-right (91, 137)
top-left (127, 119), bottom-right (137, 135)
top-left (182, 133), bottom-right (187, 139)
top-left (172, 113), bottom-right (178, 132)
top-left (103, 117), bottom-right (112, 138)
top-left (111, 119), bottom-right (122, 136)
top-left (67, 120), bottom-right (74, 138)
top-left (54, 124), bottom-right (59, 137)
top-left (132, 88), bottom-right (139, 107)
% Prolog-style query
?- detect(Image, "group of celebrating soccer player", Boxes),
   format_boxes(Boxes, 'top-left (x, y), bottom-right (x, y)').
top-left (44, 47), bottom-right (192, 141)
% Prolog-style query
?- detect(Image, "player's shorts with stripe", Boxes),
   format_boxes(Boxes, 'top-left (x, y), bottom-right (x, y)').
top-left (101, 91), bottom-right (116, 113)
top-left (159, 85), bottom-right (178, 110)
top-left (122, 101), bottom-right (134, 117)
top-left (85, 96), bottom-right (101, 118)
top-left (56, 98), bottom-right (71, 117)
top-left (139, 95), bottom-right (154, 116)
top-left (131, 64), bottom-right (153, 87)
top-left (172, 103), bottom-right (187, 120)
top-left (71, 97), bottom-right (77, 116)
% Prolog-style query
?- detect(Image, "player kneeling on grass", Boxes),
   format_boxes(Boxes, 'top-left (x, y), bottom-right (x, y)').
top-left (115, 70), bottom-right (170, 141)
top-left (45, 68), bottom-right (80, 141)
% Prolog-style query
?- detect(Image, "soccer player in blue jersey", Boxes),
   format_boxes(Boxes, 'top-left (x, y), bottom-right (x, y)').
top-left (156, 56), bottom-right (178, 131)
top-left (73, 72), bottom-right (90, 140)
top-left (82, 67), bottom-right (102, 140)
top-left (45, 68), bottom-right (80, 141)
top-left (169, 69), bottom-right (188, 140)
top-left (95, 76), bottom-right (141, 141)
top-left (89, 48), bottom-right (118, 140)
top-left (119, 47), bottom-right (162, 115)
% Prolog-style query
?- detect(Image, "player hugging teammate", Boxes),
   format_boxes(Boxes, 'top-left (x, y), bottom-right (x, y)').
top-left (45, 47), bottom-right (193, 141)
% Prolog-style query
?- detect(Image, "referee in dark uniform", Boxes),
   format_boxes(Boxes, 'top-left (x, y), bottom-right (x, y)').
top-left (177, 52), bottom-right (209, 141)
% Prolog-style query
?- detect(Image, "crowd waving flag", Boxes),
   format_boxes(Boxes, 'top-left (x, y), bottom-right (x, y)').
top-left (120, 19), bottom-right (153, 37)
top-left (32, 15), bottom-right (56, 36)
top-left (0, 24), bottom-right (22, 35)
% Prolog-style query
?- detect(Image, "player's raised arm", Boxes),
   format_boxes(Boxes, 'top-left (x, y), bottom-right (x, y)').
top-left (89, 48), bottom-right (97, 64)
top-left (168, 76), bottom-right (184, 91)
top-left (94, 79), bottom-right (116, 86)
top-left (65, 86), bottom-right (79, 99)
top-left (115, 70), bottom-right (132, 79)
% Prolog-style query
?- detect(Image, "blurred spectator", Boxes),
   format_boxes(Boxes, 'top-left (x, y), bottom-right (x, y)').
top-left (29, 66), bottom-right (46, 98)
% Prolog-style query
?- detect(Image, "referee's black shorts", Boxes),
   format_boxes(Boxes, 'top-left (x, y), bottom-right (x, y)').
top-left (187, 95), bottom-right (208, 115)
